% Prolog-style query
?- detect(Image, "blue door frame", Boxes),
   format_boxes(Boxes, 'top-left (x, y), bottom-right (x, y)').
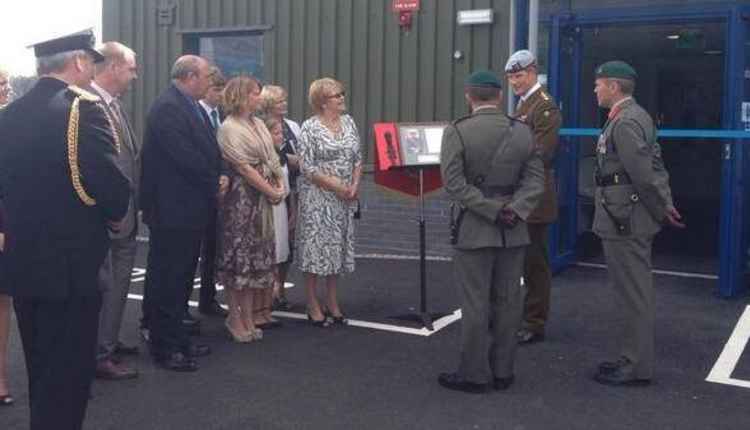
top-left (517, 2), bottom-right (750, 297)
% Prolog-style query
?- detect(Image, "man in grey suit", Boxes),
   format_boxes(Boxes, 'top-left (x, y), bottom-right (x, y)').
top-left (89, 42), bottom-right (141, 380)
top-left (439, 71), bottom-right (544, 393)
top-left (592, 61), bottom-right (684, 386)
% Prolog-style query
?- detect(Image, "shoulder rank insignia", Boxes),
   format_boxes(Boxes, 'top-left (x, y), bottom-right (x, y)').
top-left (540, 91), bottom-right (551, 102)
top-left (67, 85), bottom-right (101, 102)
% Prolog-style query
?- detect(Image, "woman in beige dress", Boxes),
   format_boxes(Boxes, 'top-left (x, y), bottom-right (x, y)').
top-left (216, 75), bottom-right (284, 342)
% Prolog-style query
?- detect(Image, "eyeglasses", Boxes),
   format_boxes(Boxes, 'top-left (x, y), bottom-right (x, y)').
top-left (327, 91), bottom-right (346, 99)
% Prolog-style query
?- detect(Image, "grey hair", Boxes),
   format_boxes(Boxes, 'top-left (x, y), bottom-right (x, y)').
top-left (171, 55), bottom-right (204, 81)
top-left (609, 78), bottom-right (636, 96)
top-left (36, 50), bottom-right (87, 75)
top-left (95, 41), bottom-right (136, 74)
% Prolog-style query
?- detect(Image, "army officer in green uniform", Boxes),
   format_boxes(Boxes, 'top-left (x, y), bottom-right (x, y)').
top-left (438, 71), bottom-right (544, 393)
top-left (592, 61), bottom-right (684, 386)
top-left (505, 50), bottom-right (562, 345)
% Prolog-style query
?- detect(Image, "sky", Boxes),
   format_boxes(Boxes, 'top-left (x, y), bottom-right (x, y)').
top-left (0, 0), bottom-right (102, 76)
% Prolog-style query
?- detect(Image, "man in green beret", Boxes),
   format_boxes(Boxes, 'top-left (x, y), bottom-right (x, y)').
top-left (592, 60), bottom-right (684, 386)
top-left (438, 70), bottom-right (544, 393)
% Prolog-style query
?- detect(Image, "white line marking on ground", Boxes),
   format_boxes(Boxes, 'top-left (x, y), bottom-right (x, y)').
top-left (126, 287), bottom-right (460, 337)
top-left (574, 262), bottom-right (718, 280)
top-left (706, 305), bottom-right (750, 389)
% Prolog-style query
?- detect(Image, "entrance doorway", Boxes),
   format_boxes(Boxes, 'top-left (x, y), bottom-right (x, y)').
top-left (573, 21), bottom-right (725, 274)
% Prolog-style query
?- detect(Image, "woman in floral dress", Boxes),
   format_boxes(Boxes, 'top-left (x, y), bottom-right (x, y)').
top-left (216, 75), bottom-right (285, 342)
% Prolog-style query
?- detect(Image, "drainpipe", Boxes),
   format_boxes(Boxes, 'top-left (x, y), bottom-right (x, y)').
top-left (507, 0), bottom-right (517, 115)
top-left (529, 0), bottom-right (539, 57)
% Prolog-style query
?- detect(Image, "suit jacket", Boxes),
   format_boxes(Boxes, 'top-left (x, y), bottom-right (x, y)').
top-left (593, 98), bottom-right (673, 239)
top-left (0, 77), bottom-right (130, 298)
top-left (87, 85), bottom-right (141, 239)
top-left (513, 86), bottom-right (562, 224)
top-left (140, 84), bottom-right (221, 230)
top-left (441, 106), bottom-right (545, 250)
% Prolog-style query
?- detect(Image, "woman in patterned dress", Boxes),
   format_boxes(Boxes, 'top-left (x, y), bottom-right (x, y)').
top-left (259, 85), bottom-right (301, 311)
top-left (216, 75), bottom-right (285, 342)
top-left (0, 67), bottom-right (14, 405)
top-left (296, 78), bottom-right (362, 326)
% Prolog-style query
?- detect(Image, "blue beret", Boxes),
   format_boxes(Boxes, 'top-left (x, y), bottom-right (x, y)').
top-left (29, 29), bottom-right (104, 63)
top-left (595, 61), bottom-right (637, 81)
top-left (465, 70), bottom-right (502, 89)
top-left (505, 50), bottom-right (537, 73)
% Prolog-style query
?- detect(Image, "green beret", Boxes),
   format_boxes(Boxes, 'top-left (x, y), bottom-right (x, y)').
top-left (465, 70), bottom-right (502, 89)
top-left (595, 61), bottom-right (637, 81)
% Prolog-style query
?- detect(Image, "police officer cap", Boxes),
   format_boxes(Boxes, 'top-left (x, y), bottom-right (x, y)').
top-left (29, 29), bottom-right (104, 63)
top-left (465, 70), bottom-right (502, 89)
top-left (505, 50), bottom-right (536, 73)
top-left (595, 61), bottom-right (637, 81)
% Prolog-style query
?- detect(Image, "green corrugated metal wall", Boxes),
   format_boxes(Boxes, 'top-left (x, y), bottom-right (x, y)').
top-left (103, 0), bottom-right (511, 161)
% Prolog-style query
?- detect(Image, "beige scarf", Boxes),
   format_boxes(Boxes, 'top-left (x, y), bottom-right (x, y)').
top-left (218, 115), bottom-right (283, 238)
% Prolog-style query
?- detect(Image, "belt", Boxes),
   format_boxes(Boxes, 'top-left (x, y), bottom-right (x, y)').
top-left (595, 172), bottom-right (631, 187)
top-left (479, 185), bottom-right (515, 198)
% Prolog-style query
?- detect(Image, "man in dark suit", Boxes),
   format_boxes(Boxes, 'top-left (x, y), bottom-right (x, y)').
top-left (89, 41), bottom-right (141, 380)
top-left (0, 30), bottom-right (130, 429)
top-left (140, 55), bottom-right (223, 372)
top-left (197, 66), bottom-right (229, 317)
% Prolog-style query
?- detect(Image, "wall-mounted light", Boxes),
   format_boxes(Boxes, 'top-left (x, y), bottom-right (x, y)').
top-left (457, 9), bottom-right (494, 26)
top-left (666, 34), bottom-right (680, 40)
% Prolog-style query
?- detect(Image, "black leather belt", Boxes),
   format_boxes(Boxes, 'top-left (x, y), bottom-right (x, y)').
top-left (479, 185), bottom-right (515, 198)
top-left (596, 172), bottom-right (631, 187)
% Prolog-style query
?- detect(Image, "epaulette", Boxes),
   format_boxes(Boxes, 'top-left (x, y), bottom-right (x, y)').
top-left (452, 114), bottom-right (472, 126)
top-left (67, 85), bottom-right (101, 102)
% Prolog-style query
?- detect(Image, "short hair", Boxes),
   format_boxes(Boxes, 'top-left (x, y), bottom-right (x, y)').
top-left (36, 50), bottom-right (87, 75)
top-left (466, 86), bottom-right (501, 102)
top-left (207, 66), bottom-right (226, 88)
top-left (308, 78), bottom-right (344, 115)
top-left (610, 78), bottom-right (636, 95)
top-left (222, 75), bottom-right (261, 116)
top-left (95, 41), bottom-right (135, 74)
top-left (264, 116), bottom-right (283, 134)
top-left (170, 55), bottom-right (205, 81)
top-left (259, 85), bottom-right (287, 116)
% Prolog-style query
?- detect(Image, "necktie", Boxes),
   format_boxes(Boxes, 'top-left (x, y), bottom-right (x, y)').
top-left (110, 99), bottom-right (134, 153)
top-left (210, 109), bottom-right (220, 131)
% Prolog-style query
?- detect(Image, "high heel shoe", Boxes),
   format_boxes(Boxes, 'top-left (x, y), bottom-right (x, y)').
top-left (322, 308), bottom-right (348, 326)
top-left (307, 313), bottom-right (330, 328)
top-left (224, 320), bottom-right (252, 343)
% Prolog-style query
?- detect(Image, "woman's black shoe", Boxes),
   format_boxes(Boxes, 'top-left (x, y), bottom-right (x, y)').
top-left (307, 313), bottom-right (330, 327)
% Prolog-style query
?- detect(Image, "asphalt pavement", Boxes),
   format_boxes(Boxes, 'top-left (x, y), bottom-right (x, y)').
top-left (1, 243), bottom-right (749, 430)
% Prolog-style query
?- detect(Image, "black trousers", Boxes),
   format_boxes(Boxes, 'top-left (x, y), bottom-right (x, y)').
top-left (143, 227), bottom-right (202, 358)
top-left (14, 295), bottom-right (101, 430)
top-left (198, 207), bottom-right (219, 308)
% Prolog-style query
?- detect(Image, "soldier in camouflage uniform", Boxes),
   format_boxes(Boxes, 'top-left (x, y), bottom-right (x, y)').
top-left (591, 61), bottom-right (684, 386)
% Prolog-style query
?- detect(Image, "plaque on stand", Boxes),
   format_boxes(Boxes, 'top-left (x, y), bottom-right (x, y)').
top-left (373, 122), bottom-right (449, 330)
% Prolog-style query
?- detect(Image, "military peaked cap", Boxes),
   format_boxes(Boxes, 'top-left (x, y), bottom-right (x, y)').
top-left (505, 50), bottom-right (537, 73)
top-left (595, 61), bottom-right (637, 81)
top-left (29, 29), bottom-right (104, 63)
top-left (465, 70), bottom-right (502, 89)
